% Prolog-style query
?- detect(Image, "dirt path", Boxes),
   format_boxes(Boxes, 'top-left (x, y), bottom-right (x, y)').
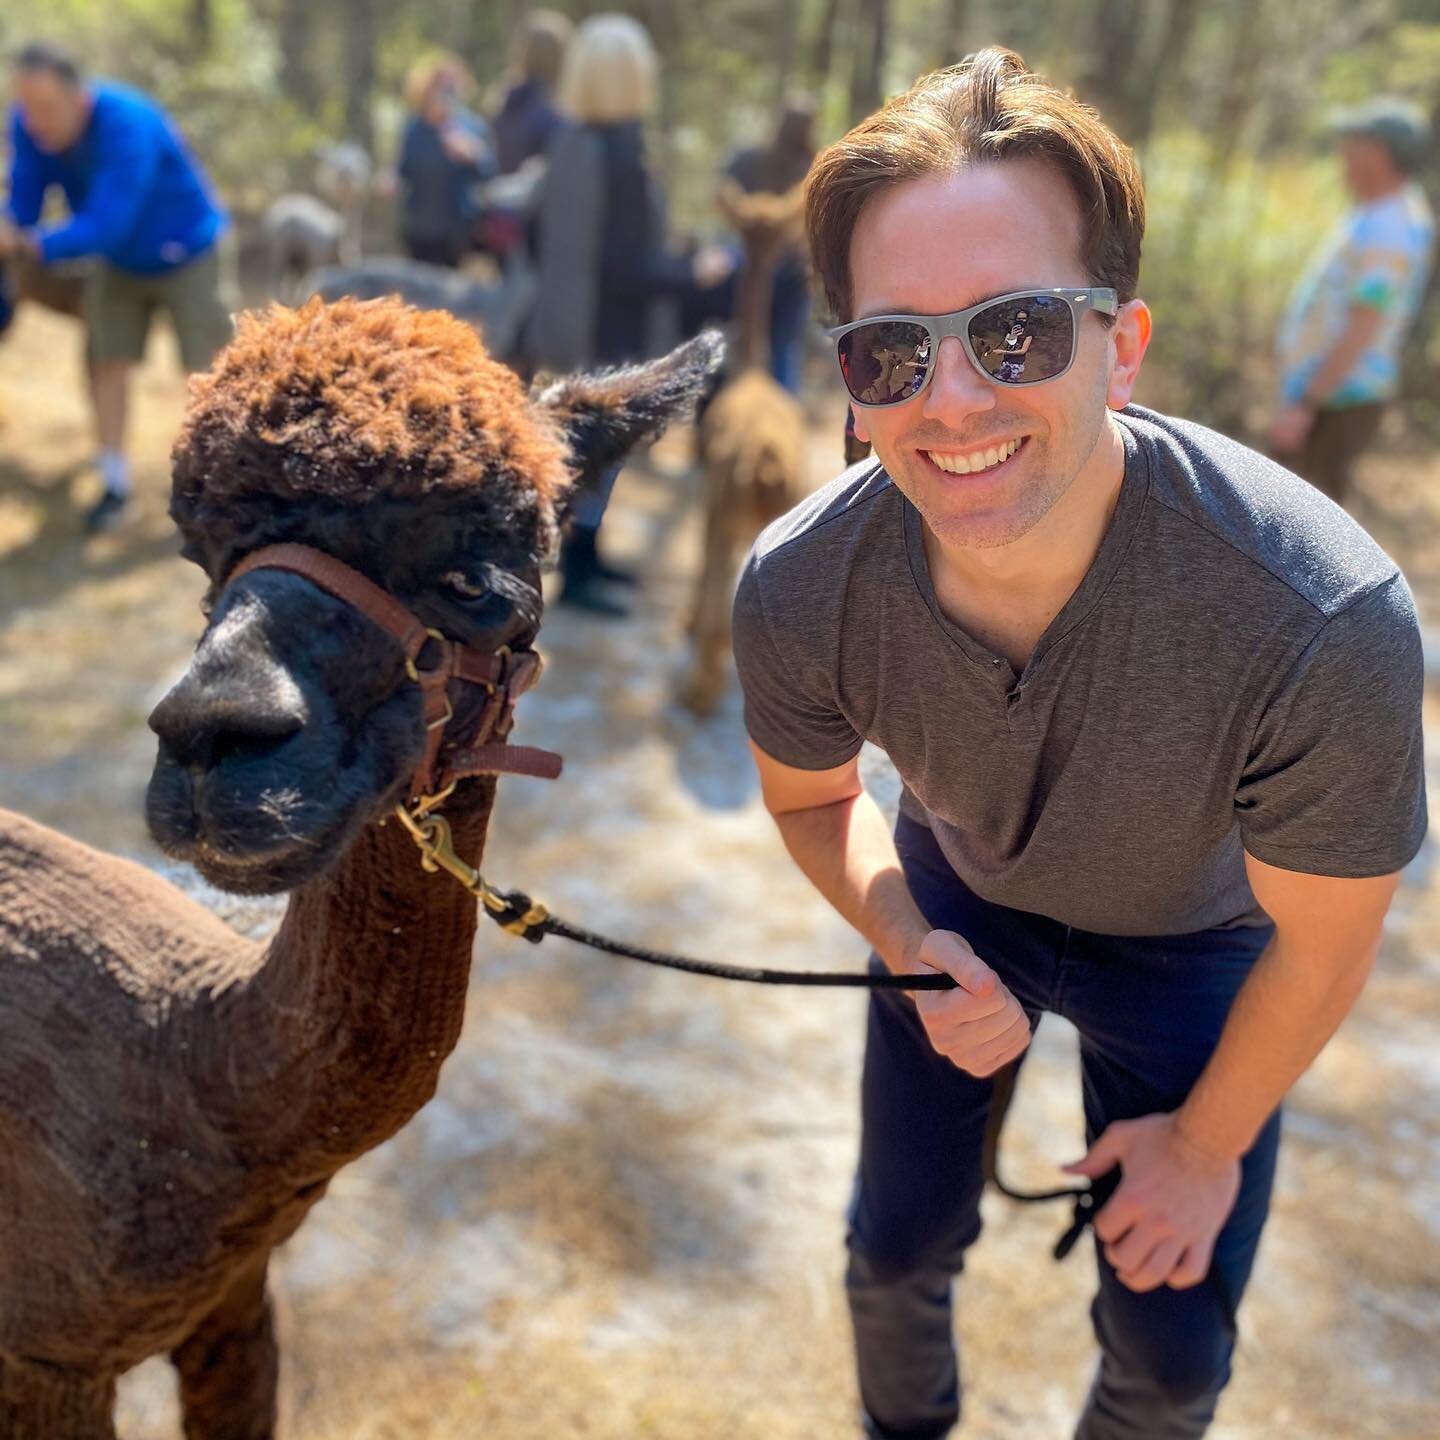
top-left (2, 304), bottom-right (1438, 1439)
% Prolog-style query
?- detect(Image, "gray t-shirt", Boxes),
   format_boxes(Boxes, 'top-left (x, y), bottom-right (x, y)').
top-left (733, 405), bottom-right (1427, 936)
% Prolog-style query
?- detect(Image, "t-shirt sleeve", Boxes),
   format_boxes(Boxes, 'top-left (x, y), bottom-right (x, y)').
top-left (732, 549), bottom-right (864, 770)
top-left (1236, 572), bottom-right (1427, 876)
top-left (1348, 211), bottom-right (1411, 311)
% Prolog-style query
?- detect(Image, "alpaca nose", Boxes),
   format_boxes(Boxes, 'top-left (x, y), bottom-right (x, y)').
top-left (149, 657), bottom-right (307, 770)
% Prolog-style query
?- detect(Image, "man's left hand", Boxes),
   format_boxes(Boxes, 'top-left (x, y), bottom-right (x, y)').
top-left (1062, 1113), bottom-right (1240, 1293)
top-left (1269, 403), bottom-right (1316, 455)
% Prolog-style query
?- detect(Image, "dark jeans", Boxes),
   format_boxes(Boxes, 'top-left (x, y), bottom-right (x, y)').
top-left (848, 815), bottom-right (1281, 1440)
top-left (1292, 402), bottom-right (1386, 506)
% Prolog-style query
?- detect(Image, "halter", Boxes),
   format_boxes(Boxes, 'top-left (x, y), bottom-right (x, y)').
top-left (223, 543), bottom-right (562, 815)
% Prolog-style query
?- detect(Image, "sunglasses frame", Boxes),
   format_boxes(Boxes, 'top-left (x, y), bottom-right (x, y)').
top-left (826, 287), bottom-right (1120, 408)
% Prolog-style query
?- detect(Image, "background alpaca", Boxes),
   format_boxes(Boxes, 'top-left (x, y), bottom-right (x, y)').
top-left (681, 181), bottom-right (809, 715)
top-left (0, 297), bottom-right (720, 1439)
top-left (305, 253), bottom-right (537, 363)
top-left (261, 143), bottom-right (373, 302)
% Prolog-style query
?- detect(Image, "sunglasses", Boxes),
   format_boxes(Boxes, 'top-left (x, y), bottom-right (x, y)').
top-left (827, 287), bottom-right (1118, 409)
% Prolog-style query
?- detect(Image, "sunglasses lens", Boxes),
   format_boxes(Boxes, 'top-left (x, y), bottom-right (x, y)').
top-left (838, 320), bottom-right (933, 406)
top-left (968, 294), bottom-right (1074, 384)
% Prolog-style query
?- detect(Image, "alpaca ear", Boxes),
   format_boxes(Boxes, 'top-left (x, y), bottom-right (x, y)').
top-left (534, 331), bottom-right (726, 497)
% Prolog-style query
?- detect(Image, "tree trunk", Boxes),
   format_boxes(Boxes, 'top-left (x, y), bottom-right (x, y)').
top-left (343, 0), bottom-right (379, 156)
top-left (1127, 0), bottom-right (1200, 153)
top-left (189, 0), bottom-right (214, 56)
top-left (940, 0), bottom-right (970, 67)
top-left (277, 0), bottom-right (322, 117)
top-left (1079, 0), bottom-right (1144, 140)
top-left (848, 0), bottom-right (890, 125)
top-left (809, 0), bottom-right (847, 90)
top-left (774, 0), bottom-right (799, 107)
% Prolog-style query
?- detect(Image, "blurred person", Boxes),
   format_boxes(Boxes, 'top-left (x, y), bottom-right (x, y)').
top-left (0, 41), bottom-right (233, 532)
top-left (526, 12), bottom-right (732, 616)
top-left (724, 93), bottom-right (820, 394)
top-left (735, 49), bottom-right (1423, 1440)
top-left (397, 52), bottom-right (496, 269)
top-left (473, 11), bottom-right (572, 266)
top-left (1271, 98), bottom-right (1434, 505)
top-left (491, 9), bottom-right (572, 176)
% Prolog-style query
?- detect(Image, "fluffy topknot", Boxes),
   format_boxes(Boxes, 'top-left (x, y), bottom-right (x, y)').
top-left (171, 297), bottom-right (571, 509)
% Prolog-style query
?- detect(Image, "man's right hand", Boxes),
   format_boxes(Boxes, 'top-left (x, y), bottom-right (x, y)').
top-left (905, 929), bottom-right (1032, 1077)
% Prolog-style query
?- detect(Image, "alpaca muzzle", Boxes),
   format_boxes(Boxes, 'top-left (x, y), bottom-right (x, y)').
top-left (222, 543), bottom-right (562, 809)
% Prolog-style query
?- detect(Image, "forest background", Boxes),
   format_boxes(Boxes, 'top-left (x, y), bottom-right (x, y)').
top-left (2, 0), bottom-right (1438, 446)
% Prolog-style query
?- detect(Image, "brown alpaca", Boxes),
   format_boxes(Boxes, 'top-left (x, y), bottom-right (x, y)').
top-left (681, 182), bottom-right (808, 714)
top-left (0, 297), bottom-right (721, 1438)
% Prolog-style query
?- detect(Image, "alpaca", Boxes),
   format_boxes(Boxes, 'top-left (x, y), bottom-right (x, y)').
top-left (261, 193), bottom-right (347, 302)
top-left (0, 297), bottom-right (721, 1438)
top-left (262, 144), bottom-right (372, 302)
top-left (681, 181), bottom-right (809, 714)
top-left (305, 254), bottom-right (538, 365)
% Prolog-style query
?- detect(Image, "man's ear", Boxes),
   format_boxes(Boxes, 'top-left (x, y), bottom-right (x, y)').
top-left (533, 331), bottom-right (726, 496)
top-left (1106, 299), bottom-right (1152, 411)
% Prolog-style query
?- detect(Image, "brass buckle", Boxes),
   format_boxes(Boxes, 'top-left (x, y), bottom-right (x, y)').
top-left (405, 628), bottom-right (449, 684)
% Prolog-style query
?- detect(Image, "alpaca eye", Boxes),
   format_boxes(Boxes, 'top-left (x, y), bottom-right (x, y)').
top-left (439, 570), bottom-right (487, 599)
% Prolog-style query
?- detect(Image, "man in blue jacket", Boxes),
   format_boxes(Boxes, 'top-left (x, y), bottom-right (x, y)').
top-left (0, 42), bottom-right (233, 531)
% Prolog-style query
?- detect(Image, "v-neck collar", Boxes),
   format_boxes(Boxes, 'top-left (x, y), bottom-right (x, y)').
top-left (900, 417), bottom-right (1152, 688)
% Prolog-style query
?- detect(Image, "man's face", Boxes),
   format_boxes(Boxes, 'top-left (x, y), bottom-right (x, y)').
top-left (14, 69), bottom-right (88, 154)
top-left (848, 160), bottom-right (1141, 551)
top-left (1340, 136), bottom-right (1400, 201)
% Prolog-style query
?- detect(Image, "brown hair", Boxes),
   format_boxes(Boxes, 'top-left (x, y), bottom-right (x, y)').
top-left (805, 48), bottom-right (1145, 322)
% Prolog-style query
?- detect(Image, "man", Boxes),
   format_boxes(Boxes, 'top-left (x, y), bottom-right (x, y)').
top-left (1, 43), bottom-right (233, 531)
top-left (1271, 97), bottom-right (1434, 505)
top-left (732, 49), bottom-right (1425, 1440)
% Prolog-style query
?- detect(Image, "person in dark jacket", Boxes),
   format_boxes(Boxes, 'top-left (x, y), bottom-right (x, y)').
top-left (0, 42), bottom-right (233, 531)
top-left (491, 10), bottom-right (571, 176)
top-left (527, 13), bottom-right (732, 616)
top-left (397, 53), bottom-right (496, 269)
top-left (724, 93), bottom-right (819, 395)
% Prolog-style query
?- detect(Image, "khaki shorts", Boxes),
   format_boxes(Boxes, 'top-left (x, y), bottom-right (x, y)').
top-left (86, 237), bottom-right (237, 372)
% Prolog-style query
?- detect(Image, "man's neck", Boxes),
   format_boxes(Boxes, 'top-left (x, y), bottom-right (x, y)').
top-left (1355, 177), bottom-right (1409, 206)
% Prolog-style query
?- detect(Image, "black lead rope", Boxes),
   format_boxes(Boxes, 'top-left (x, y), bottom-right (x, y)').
top-left (480, 883), bottom-right (1118, 1258)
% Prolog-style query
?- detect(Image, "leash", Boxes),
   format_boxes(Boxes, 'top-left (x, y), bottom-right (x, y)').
top-left (222, 543), bottom-right (1115, 1259)
top-left (395, 805), bottom-right (1114, 1257)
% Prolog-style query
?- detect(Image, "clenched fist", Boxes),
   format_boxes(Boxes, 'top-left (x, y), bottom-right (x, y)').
top-left (906, 929), bottom-right (1031, 1077)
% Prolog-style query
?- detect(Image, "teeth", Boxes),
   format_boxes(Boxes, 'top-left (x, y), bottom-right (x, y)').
top-left (927, 438), bottom-right (1021, 474)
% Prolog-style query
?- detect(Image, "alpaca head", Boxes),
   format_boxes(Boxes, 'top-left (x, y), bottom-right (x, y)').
top-left (146, 297), bottom-right (721, 894)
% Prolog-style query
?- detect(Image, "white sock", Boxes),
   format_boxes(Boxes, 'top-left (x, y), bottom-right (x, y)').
top-left (98, 449), bottom-right (130, 498)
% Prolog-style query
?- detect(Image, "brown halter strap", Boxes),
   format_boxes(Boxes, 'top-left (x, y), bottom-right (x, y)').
top-left (225, 543), bottom-right (562, 806)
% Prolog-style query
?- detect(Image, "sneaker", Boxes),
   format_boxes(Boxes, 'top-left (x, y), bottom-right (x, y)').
top-left (84, 489), bottom-right (129, 534)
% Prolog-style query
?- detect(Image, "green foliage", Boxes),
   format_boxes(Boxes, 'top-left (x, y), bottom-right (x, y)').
top-left (1139, 132), bottom-right (1351, 432)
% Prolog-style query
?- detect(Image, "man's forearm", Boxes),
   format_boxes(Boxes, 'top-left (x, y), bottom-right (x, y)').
top-left (771, 790), bottom-right (930, 975)
top-left (1174, 933), bottom-right (1377, 1162)
top-left (1301, 306), bottom-right (1385, 404)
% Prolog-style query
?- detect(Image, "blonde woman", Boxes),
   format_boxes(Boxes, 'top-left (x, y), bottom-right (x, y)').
top-left (528, 14), bottom-right (732, 614)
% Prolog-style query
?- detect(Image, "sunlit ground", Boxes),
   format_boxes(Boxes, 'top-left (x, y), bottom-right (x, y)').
top-left (2, 302), bottom-right (1437, 1438)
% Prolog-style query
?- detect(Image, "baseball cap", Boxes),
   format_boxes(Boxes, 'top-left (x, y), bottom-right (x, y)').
top-left (1329, 96), bottom-right (1431, 173)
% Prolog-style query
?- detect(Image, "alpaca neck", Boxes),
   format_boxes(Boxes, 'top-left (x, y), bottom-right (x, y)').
top-left (735, 245), bottom-right (780, 372)
top-left (228, 780), bottom-right (497, 1166)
